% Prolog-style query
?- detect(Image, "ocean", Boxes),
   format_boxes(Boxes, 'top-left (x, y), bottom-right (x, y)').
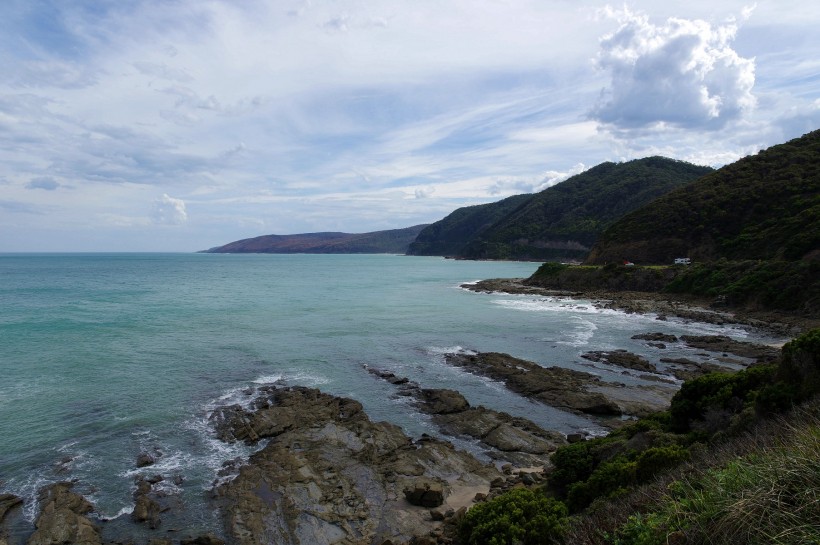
top-left (0, 253), bottom-right (781, 536)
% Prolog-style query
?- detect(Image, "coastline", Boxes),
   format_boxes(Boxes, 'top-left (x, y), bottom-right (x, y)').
top-left (462, 278), bottom-right (819, 337)
top-left (3, 271), bottom-right (809, 545)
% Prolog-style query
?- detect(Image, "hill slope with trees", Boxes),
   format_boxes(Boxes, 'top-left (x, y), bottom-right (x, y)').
top-left (408, 157), bottom-right (713, 261)
top-left (586, 130), bottom-right (820, 265)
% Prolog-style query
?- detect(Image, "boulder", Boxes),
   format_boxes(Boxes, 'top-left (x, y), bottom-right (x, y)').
top-left (403, 481), bottom-right (446, 508)
top-left (136, 452), bottom-right (155, 468)
top-left (27, 483), bottom-right (101, 545)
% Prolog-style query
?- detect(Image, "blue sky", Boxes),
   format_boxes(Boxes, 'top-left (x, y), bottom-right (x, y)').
top-left (1, 0), bottom-right (818, 251)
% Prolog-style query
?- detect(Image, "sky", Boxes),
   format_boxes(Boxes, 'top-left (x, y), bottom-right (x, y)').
top-left (1, 0), bottom-right (818, 252)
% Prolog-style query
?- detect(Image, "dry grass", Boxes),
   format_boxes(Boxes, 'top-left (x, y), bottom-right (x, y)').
top-left (565, 398), bottom-right (820, 545)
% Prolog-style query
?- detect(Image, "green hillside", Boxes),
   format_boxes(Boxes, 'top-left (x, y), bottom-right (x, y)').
top-left (203, 224), bottom-right (428, 254)
top-left (587, 130), bottom-right (820, 265)
top-left (406, 194), bottom-right (532, 256)
top-left (462, 157), bottom-right (712, 261)
top-left (409, 157), bottom-right (712, 261)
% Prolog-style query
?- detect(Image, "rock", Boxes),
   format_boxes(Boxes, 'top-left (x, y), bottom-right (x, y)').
top-left (418, 389), bottom-right (470, 414)
top-left (632, 332), bottom-right (678, 343)
top-left (404, 481), bottom-right (446, 508)
top-left (136, 452), bottom-right (155, 468)
top-left (132, 494), bottom-right (161, 529)
top-left (180, 535), bottom-right (225, 545)
top-left (27, 483), bottom-right (101, 545)
top-left (213, 386), bottom-right (500, 545)
top-left (444, 352), bottom-right (623, 416)
top-left (566, 433), bottom-right (585, 443)
top-left (0, 494), bottom-right (23, 523)
top-left (430, 509), bottom-right (446, 521)
top-left (680, 335), bottom-right (779, 362)
top-left (371, 371), bottom-right (566, 466)
top-left (582, 350), bottom-right (657, 373)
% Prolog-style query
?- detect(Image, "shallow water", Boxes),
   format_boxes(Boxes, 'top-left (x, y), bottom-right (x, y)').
top-left (0, 253), bottom-right (782, 535)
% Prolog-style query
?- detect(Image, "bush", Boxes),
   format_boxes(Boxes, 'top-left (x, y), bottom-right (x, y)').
top-left (459, 488), bottom-right (568, 545)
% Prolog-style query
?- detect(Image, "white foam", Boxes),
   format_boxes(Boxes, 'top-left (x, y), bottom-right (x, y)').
top-left (283, 371), bottom-right (330, 387)
top-left (252, 374), bottom-right (284, 385)
top-left (556, 317), bottom-right (598, 347)
top-left (426, 345), bottom-right (477, 356)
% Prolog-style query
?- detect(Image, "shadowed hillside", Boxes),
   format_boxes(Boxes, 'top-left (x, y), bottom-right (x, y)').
top-left (587, 130), bottom-right (820, 265)
top-left (204, 224), bottom-right (429, 254)
top-left (408, 157), bottom-right (712, 261)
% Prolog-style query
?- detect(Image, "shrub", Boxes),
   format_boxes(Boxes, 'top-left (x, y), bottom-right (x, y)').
top-left (459, 488), bottom-right (568, 545)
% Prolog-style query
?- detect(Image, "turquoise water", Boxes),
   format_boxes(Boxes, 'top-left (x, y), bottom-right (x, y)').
top-left (0, 253), bottom-right (779, 533)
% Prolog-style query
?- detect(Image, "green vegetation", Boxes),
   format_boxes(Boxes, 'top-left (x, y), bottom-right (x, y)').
top-left (587, 130), bottom-right (820, 265)
top-left (457, 329), bottom-right (820, 545)
top-left (664, 259), bottom-right (820, 313)
top-left (408, 157), bottom-right (711, 260)
top-left (607, 408), bottom-right (820, 545)
top-left (458, 488), bottom-right (568, 545)
top-left (407, 194), bottom-right (532, 256)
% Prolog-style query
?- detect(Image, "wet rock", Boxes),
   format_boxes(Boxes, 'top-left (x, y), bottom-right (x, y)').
top-left (27, 483), bottom-right (101, 545)
top-left (582, 350), bottom-right (657, 373)
top-left (213, 386), bottom-right (500, 545)
top-left (136, 453), bottom-right (155, 468)
top-left (680, 335), bottom-right (779, 362)
top-left (444, 352), bottom-right (622, 416)
top-left (418, 389), bottom-right (470, 415)
top-left (566, 433), bottom-right (585, 443)
top-left (132, 494), bottom-right (161, 529)
top-left (0, 494), bottom-right (22, 524)
top-left (180, 534), bottom-right (225, 545)
top-left (632, 332), bottom-right (678, 343)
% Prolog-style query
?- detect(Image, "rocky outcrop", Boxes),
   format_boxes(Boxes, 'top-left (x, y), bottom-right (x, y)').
top-left (444, 352), bottom-right (623, 416)
top-left (1, 494), bottom-right (23, 545)
top-left (366, 371), bottom-right (567, 467)
top-left (582, 350), bottom-right (658, 373)
top-left (211, 386), bottom-right (501, 545)
top-left (26, 483), bottom-right (101, 545)
top-left (632, 332), bottom-right (679, 343)
top-left (680, 335), bottom-right (780, 362)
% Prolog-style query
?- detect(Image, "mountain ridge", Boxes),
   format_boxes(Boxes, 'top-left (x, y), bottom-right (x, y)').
top-left (203, 224), bottom-right (429, 254)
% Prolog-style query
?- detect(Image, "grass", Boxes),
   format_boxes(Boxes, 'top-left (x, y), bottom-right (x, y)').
top-left (566, 399), bottom-right (820, 545)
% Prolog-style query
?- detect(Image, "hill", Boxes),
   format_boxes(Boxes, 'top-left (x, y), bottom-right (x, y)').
top-left (406, 194), bottom-right (532, 257)
top-left (408, 157), bottom-right (713, 261)
top-left (203, 224), bottom-right (428, 254)
top-left (586, 130), bottom-right (820, 265)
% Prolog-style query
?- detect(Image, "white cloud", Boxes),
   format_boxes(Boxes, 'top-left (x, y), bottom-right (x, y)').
top-left (153, 193), bottom-right (188, 225)
top-left (591, 7), bottom-right (756, 131)
top-left (536, 163), bottom-right (589, 191)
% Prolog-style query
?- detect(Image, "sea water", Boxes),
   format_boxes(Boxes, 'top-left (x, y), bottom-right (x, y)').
top-left (0, 253), bottom-right (782, 534)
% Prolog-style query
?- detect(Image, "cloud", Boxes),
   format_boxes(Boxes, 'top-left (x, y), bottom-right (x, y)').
top-left (152, 193), bottom-right (188, 225)
top-left (414, 187), bottom-right (435, 199)
top-left (591, 7), bottom-right (756, 131)
top-left (536, 163), bottom-right (589, 191)
top-left (26, 176), bottom-right (61, 190)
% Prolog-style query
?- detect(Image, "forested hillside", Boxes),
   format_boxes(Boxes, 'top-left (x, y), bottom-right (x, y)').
top-left (587, 130), bottom-right (820, 265)
top-left (407, 194), bottom-right (532, 257)
top-left (408, 157), bottom-right (712, 261)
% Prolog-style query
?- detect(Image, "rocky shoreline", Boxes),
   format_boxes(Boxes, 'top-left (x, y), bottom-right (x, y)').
top-left (463, 278), bottom-right (819, 336)
top-left (1, 282), bottom-right (794, 545)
